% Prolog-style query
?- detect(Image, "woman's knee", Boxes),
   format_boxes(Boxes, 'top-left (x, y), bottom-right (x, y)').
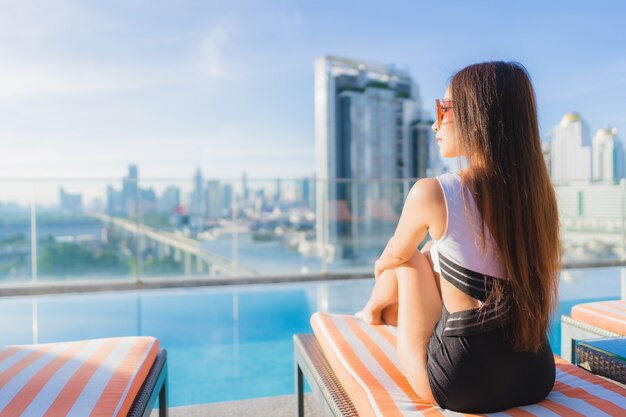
top-left (398, 249), bottom-right (431, 272)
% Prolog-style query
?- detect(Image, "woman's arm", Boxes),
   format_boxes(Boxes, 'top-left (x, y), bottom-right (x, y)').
top-left (375, 178), bottom-right (442, 277)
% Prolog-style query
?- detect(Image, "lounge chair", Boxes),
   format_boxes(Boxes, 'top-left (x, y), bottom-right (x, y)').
top-left (561, 300), bottom-right (626, 362)
top-left (0, 336), bottom-right (167, 417)
top-left (295, 312), bottom-right (626, 416)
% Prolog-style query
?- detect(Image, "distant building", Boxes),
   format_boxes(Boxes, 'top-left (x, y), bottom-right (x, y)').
top-left (274, 178), bottom-right (282, 204)
top-left (158, 186), bottom-right (181, 214)
top-left (296, 176), bottom-right (315, 209)
top-left (221, 184), bottom-right (233, 214)
top-left (59, 188), bottom-right (82, 212)
top-left (592, 127), bottom-right (624, 182)
top-left (206, 180), bottom-right (221, 219)
top-left (139, 188), bottom-right (157, 213)
top-left (409, 117), bottom-right (445, 179)
top-left (550, 113), bottom-right (592, 183)
top-left (242, 172), bottom-right (249, 203)
top-left (314, 55), bottom-right (425, 260)
top-left (189, 168), bottom-right (205, 228)
top-left (106, 185), bottom-right (124, 215)
top-left (106, 165), bottom-right (162, 216)
top-left (122, 165), bottom-right (139, 215)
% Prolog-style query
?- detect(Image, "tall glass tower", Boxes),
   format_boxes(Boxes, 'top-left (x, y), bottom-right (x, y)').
top-left (314, 56), bottom-right (424, 262)
top-left (551, 113), bottom-right (592, 183)
top-left (592, 127), bottom-right (624, 182)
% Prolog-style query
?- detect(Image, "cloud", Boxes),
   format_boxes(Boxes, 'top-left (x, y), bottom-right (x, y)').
top-left (198, 24), bottom-right (237, 79)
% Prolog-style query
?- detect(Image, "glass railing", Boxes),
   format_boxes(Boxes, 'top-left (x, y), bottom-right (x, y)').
top-left (1, 177), bottom-right (625, 285)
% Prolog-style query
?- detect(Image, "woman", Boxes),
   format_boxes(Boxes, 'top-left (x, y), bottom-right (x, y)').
top-left (357, 61), bottom-right (560, 413)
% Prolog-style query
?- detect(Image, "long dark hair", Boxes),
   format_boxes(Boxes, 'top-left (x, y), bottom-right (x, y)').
top-left (450, 62), bottom-right (561, 352)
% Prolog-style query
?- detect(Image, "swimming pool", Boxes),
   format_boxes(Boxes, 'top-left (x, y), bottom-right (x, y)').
top-left (0, 270), bottom-right (621, 406)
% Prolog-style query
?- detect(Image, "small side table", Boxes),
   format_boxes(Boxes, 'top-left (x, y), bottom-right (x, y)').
top-left (576, 337), bottom-right (626, 384)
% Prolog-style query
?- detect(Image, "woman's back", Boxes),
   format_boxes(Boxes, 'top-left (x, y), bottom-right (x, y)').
top-left (425, 173), bottom-right (555, 413)
top-left (430, 171), bottom-right (505, 281)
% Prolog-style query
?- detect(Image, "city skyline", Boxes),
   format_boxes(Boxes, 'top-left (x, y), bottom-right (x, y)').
top-left (0, 1), bottom-right (624, 181)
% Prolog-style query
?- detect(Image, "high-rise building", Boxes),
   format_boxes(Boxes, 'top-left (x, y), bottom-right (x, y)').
top-left (409, 116), bottom-right (445, 179)
top-left (592, 127), bottom-right (624, 182)
top-left (122, 165), bottom-right (139, 215)
top-left (550, 113), bottom-right (592, 183)
top-left (296, 176), bottom-right (315, 209)
top-left (314, 55), bottom-right (424, 260)
top-left (106, 185), bottom-right (123, 215)
top-left (206, 180), bottom-right (221, 219)
top-left (274, 178), bottom-right (282, 204)
top-left (59, 188), bottom-right (82, 212)
top-left (190, 168), bottom-right (205, 228)
top-left (139, 188), bottom-right (158, 213)
top-left (158, 186), bottom-right (180, 213)
top-left (242, 172), bottom-right (249, 203)
top-left (222, 184), bottom-right (233, 214)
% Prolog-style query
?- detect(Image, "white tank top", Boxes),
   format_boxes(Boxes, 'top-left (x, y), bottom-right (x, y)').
top-left (430, 172), bottom-right (506, 280)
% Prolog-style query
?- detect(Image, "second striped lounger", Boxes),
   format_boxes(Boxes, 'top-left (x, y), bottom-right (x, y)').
top-left (561, 300), bottom-right (626, 362)
top-left (295, 312), bottom-right (626, 417)
top-left (0, 336), bottom-right (167, 417)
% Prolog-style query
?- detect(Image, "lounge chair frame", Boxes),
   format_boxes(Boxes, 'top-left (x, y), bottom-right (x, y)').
top-left (127, 349), bottom-right (169, 417)
top-left (561, 315), bottom-right (619, 362)
top-left (294, 334), bottom-right (357, 417)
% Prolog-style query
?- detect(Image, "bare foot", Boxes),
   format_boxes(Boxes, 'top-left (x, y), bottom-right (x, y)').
top-left (355, 303), bottom-right (383, 325)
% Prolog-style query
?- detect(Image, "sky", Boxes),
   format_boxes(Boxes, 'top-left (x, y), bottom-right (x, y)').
top-left (0, 0), bottom-right (625, 182)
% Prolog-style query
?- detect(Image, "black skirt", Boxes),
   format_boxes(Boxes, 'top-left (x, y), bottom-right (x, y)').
top-left (426, 306), bottom-right (555, 413)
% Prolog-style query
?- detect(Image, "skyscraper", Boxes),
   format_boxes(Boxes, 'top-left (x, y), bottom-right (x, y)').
top-left (158, 186), bottom-right (181, 213)
top-left (314, 55), bottom-right (423, 261)
top-left (274, 178), bottom-right (282, 204)
top-left (242, 172), bottom-right (249, 203)
top-left (550, 113), bottom-right (592, 183)
top-left (592, 127), bottom-right (624, 182)
top-left (59, 188), bottom-right (82, 212)
top-left (296, 176), bottom-right (315, 209)
top-left (221, 184), bottom-right (233, 214)
top-left (206, 180), bottom-right (221, 219)
top-left (409, 117), bottom-right (445, 179)
top-left (122, 165), bottom-right (139, 215)
top-left (190, 167), bottom-right (205, 229)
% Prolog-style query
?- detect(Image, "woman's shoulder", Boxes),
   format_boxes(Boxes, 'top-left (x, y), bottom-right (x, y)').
top-left (407, 177), bottom-right (446, 210)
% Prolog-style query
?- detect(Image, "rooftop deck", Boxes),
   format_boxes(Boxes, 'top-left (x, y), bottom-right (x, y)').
top-left (157, 394), bottom-right (322, 417)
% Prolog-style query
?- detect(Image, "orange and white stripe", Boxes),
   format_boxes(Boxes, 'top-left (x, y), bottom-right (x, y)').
top-left (311, 312), bottom-right (626, 417)
top-left (0, 336), bottom-right (159, 417)
top-left (572, 300), bottom-right (626, 335)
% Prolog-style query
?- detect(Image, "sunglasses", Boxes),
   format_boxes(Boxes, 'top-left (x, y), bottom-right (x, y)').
top-left (436, 99), bottom-right (454, 129)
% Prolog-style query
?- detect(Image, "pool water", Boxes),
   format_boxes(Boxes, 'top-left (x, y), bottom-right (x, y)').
top-left (0, 269), bottom-right (622, 406)
top-left (0, 280), bottom-right (368, 406)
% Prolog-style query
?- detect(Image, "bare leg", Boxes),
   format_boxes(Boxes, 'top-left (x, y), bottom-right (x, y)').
top-left (395, 250), bottom-right (442, 403)
top-left (356, 269), bottom-right (398, 324)
top-left (359, 241), bottom-right (439, 326)
top-left (381, 302), bottom-right (398, 326)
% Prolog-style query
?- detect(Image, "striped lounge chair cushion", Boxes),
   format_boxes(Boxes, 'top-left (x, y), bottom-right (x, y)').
top-left (572, 300), bottom-right (626, 335)
top-left (311, 312), bottom-right (626, 417)
top-left (0, 336), bottom-right (159, 417)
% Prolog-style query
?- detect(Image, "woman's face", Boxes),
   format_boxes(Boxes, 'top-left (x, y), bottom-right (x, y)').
top-left (432, 86), bottom-right (462, 158)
